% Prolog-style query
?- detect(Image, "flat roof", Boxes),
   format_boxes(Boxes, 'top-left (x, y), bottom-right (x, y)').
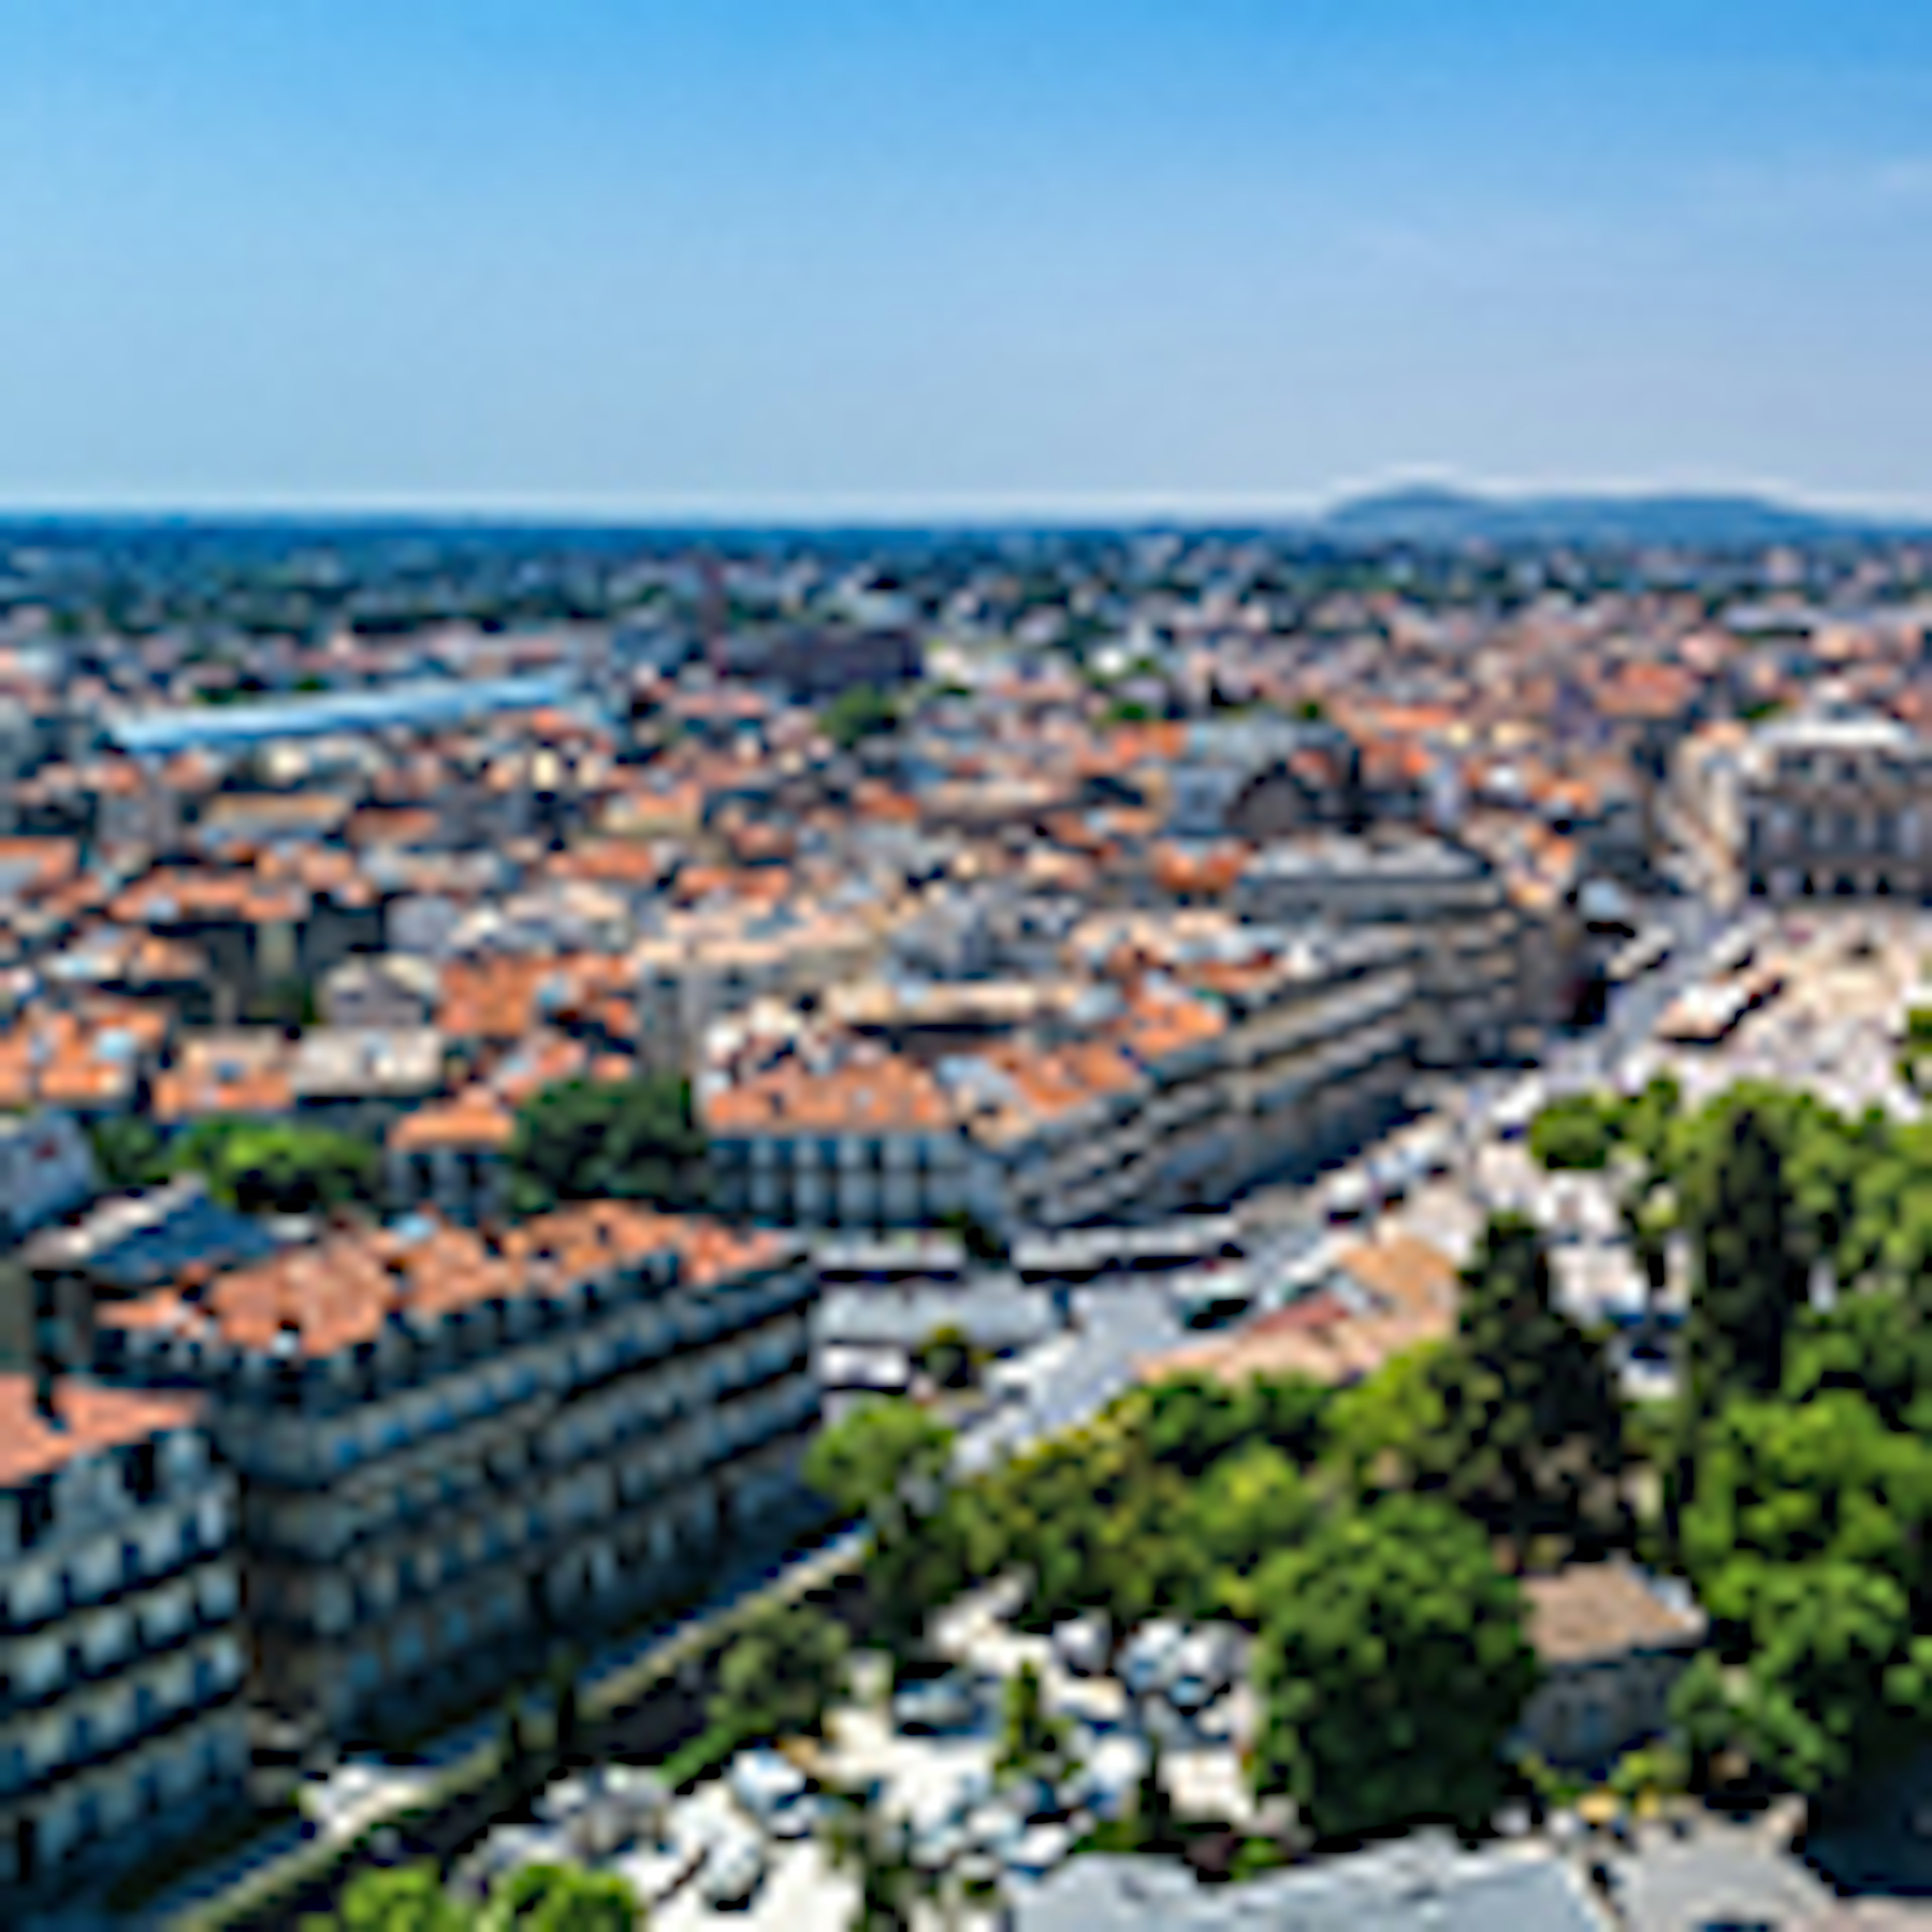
top-left (108, 673), bottom-right (578, 755)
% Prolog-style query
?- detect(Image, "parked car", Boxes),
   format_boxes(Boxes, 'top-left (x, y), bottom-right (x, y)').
top-left (1051, 1614), bottom-right (1109, 1677)
top-left (893, 1672), bottom-right (981, 1735)
top-left (729, 1748), bottom-right (815, 1838)
top-left (1119, 1620), bottom-right (1186, 1699)
top-left (1004, 1822), bottom-right (1075, 1881)
top-left (1165, 1626), bottom-right (1242, 1714)
top-left (699, 1830), bottom-right (767, 1909)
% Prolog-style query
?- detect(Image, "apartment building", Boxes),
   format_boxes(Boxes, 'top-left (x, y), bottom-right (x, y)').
top-left (707, 1051), bottom-right (974, 1231)
top-left (0, 1376), bottom-right (248, 1901)
top-left (1736, 707), bottom-right (1932, 902)
top-left (632, 910), bottom-right (885, 1079)
top-left (705, 929), bottom-right (1421, 1235)
top-left (91, 1208), bottom-right (818, 1754)
top-left (1236, 833), bottom-right (1525, 1064)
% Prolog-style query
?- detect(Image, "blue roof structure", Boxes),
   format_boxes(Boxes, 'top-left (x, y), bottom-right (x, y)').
top-left (108, 673), bottom-right (578, 756)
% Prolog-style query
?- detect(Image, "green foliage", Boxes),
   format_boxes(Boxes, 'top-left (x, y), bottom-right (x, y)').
top-left (508, 1076), bottom-right (705, 1217)
top-left (996, 1659), bottom-right (1070, 1783)
top-left (710, 1602), bottom-right (850, 1743)
top-left (301, 1863), bottom-right (475, 1932)
top-left (804, 1399), bottom-right (955, 1541)
top-left (1186, 1443), bottom-right (1319, 1624)
top-left (1429, 1214), bottom-right (1626, 1558)
top-left (176, 1117), bottom-right (380, 1216)
top-left (1783, 1291), bottom-right (1932, 1435)
top-left (819, 1787), bottom-right (919, 1932)
top-left (914, 1324), bottom-right (976, 1391)
top-left (1682, 1392), bottom-right (1932, 1617)
top-left (820, 683), bottom-right (900, 750)
top-left (303, 1861), bottom-right (644, 1932)
top-left (1323, 1343), bottom-right (1448, 1495)
top-left (806, 1399), bottom-right (957, 1656)
top-left (479, 1864), bottom-right (641, 1930)
top-left (1899, 1007), bottom-right (1932, 1092)
top-left (1683, 1107), bottom-right (1807, 1427)
top-left (1528, 1094), bottom-right (1621, 1171)
top-left (1252, 1494), bottom-right (1538, 1842)
top-left (655, 1721), bottom-right (746, 1793)
top-left (88, 1114), bottom-right (171, 1189)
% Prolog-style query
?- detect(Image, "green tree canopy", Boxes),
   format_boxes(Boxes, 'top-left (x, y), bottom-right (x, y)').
top-left (710, 1601), bottom-right (850, 1744)
top-left (1252, 1494), bottom-right (1539, 1842)
top-left (1430, 1213), bottom-right (1626, 1558)
top-left (508, 1076), bottom-right (706, 1217)
top-left (820, 683), bottom-right (900, 750)
top-left (1528, 1093), bottom-right (1622, 1171)
top-left (1682, 1391), bottom-right (1932, 1620)
top-left (1683, 1107), bottom-right (1808, 1429)
top-left (1185, 1442), bottom-right (1319, 1624)
top-left (176, 1117), bottom-right (380, 1217)
top-left (480, 1865), bottom-right (642, 1931)
top-left (803, 1398), bottom-right (954, 1541)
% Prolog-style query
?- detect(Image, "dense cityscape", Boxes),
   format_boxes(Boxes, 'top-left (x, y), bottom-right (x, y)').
top-left (0, 506), bottom-right (1929, 1925)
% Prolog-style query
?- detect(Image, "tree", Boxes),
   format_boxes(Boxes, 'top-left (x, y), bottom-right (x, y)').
top-left (303, 1857), bottom-right (643, 1932)
top-left (996, 1660), bottom-right (1069, 1784)
top-left (1724, 1563), bottom-right (1932, 1801)
top-left (820, 1787), bottom-right (918, 1932)
top-left (1322, 1343), bottom-right (1448, 1496)
top-left (710, 1602), bottom-right (850, 1743)
top-left (88, 1115), bottom-right (171, 1190)
top-left (1185, 1442), bottom-right (1319, 1625)
top-left (508, 1077), bottom-right (706, 1217)
top-left (479, 1864), bottom-right (642, 1931)
top-left (914, 1324), bottom-right (975, 1392)
top-left (805, 1400), bottom-right (956, 1657)
top-left (1681, 1392), bottom-right (1932, 1618)
top-left (1430, 1214), bottom-right (1626, 1560)
top-left (1683, 1108), bottom-right (1807, 1431)
top-left (1134, 1374), bottom-right (1261, 1479)
top-left (1252, 1495), bottom-right (1539, 1843)
top-left (820, 684), bottom-right (900, 751)
top-left (177, 1117), bottom-right (380, 1216)
top-left (1529, 1094), bottom-right (1621, 1172)
top-left (548, 1648), bottom-right (583, 1769)
top-left (300, 1864), bottom-right (474, 1932)
top-left (804, 1399), bottom-right (955, 1543)
top-left (1783, 1291), bottom-right (1932, 1436)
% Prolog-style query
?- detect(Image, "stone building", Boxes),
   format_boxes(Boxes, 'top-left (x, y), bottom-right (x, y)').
top-left (0, 1376), bottom-right (248, 1902)
top-left (1738, 709), bottom-right (1932, 902)
top-left (91, 1208), bottom-right (818, 1757)
top-left (1517, 1564), bottom-right (1705, 1770)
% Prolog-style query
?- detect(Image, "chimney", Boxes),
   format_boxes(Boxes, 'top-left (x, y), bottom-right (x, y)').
top-left (31, 1356), bottom-right (60, 1426)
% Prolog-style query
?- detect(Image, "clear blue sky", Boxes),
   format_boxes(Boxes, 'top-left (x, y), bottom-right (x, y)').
top-left (6, 0), bottom-right (1932, 515)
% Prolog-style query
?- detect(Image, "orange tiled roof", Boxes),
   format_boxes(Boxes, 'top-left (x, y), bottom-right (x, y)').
top-left (0, 1377), bottom-right (203, 1488)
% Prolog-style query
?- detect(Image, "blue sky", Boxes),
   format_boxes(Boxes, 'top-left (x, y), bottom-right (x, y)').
top-left (5, 0), bottom-right (1932, 514)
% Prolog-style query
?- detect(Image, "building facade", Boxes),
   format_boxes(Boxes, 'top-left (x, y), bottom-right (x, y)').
top-left (92, 1208), bottom-right (818, 1755)
top-left (0, 1376), bottom-right (248, 1902)
top-left (1738, 711), bottom-right (1932, 902)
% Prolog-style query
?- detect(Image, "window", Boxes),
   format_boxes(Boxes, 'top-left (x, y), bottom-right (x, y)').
top-left (125, 1441), bottom-right (160, 1504)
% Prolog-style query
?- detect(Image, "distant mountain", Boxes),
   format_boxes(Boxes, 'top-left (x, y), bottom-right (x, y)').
top-left (1317, 484), bottom-right (1890, 548)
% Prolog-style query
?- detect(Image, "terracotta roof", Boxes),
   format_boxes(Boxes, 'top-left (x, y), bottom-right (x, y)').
top-left (100, 1206), bottom-right (791, 1362)
top-left (1523, 1565), bottom-right (1704, 1666)
top-left (706, 1050), bottom-right (949, 1135)
top-left (388, 1087), bottom-right (516, 1153)
top-left (0, 1376), bottom-right (202, 1489)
